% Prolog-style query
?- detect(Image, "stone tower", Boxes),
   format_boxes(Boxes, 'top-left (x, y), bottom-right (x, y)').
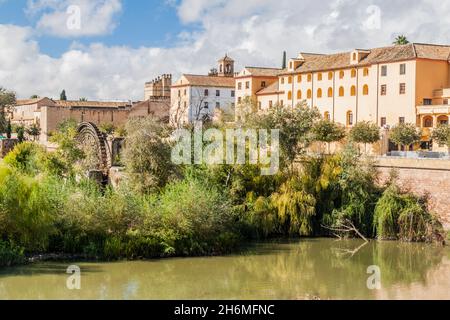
top-left (217, 55), bottom-right (234, 77)
top-left (144, 74), bottom-right (172, 100)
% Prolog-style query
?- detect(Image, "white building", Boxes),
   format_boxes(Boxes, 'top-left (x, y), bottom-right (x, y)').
top-left (170, 56), bottom-right (236, 125)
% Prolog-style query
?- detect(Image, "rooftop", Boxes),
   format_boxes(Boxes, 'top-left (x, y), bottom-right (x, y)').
top-left (173, 74), bottom-right (236, 88)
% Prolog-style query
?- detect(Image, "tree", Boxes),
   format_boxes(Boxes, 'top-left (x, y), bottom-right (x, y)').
top-left (60, 90), bottom-right (67, 101)
top-left (349, 121), bottom-right (381, 154)
top-left (393, 35), bottom-right (409, 45)
top-left (248, 101), bottom-right (321, 168)
top-left (79, 97), bottom-right (87, 102)
top-left (312, 120), bottom-right (346, 154)
top-left (282, 51), bottom-right (287, 69)
top-left (432, 124), bottom-right (450, 153)
top-left (0, 87), bottom-right (16, 134)
top-left (26, 123), bottom-right (41, 141)
top-left (390, 123), bottom-right (421, 151)
top-left (16, 125), bottom-right (25, 143)
top-left (30, 95), bottom-right (39, 99)
top-left (6, 119), bottom-right (12, 139)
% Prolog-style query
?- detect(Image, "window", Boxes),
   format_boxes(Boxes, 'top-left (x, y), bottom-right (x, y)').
top-left (381, 65), bottom-right (387, 77)
top-left (288, 91), bottom-right (292, 100)
top-left (204, 102), bottom-right (209, 109)
top-left (423, 98), bottom-right (432, 105)
top-left (444, 99), bottom-right (449, 105)
top-left (204, 89), bottom-right (209, 96)
top-left (261, 81), bottom-right (266, 88)
top-left (381, 85), bottom-right (387, 96)
top-left (351, 86), bottom-right (356, 96)
top-left (288, 76), bottom-right (292, 84)
top-left (328, 72), bottom-right (333, 80)
top-left (353, 53), bottom-right (357, 61)
top-left (307, 89), bottom-right (312, 99)
top-left (399, 83), bottom-right (406, 95)
top-left (238, 97), bottom-right (242, 103)
top-left (328, 87), bottom-right (333, 97)
top-left (297, 90), bottom-right (302, 99)
top-left (324, 112), bottom-right (331, 121)
top-left (351, 69), bottom-right (357, 78)
top-left (317, 88), bottom-right (322, 98)
top-left (339, 86), bottom-right (344, 97)
top-left (178, 101), bottom-right (181, 108)
top-left (363, 68), bottom-right (369, 77)
top-left (400, 63), bottom-right (406, 75)
top-left (216, 102), bottom-right (220, 109)
top-left (258, 102), bottom-right (262, 110)
top-left (238, 82), bottom-right (242, 90)
top-left (318, 73), bottom-right (323, 81)
top-left (399, 117), bottom-right (405, 124)
top-left (297, 75), bottom-right (302, 83)
top-left (307, 74), bottom-right (312, 82)
top-left (245, 81), bottom-right (250, 89)
top-left (423, 116), bottom-right (433, 128)
top-left (347, 111), bottom-right (354, 126)
top-left (339, 71), bottom-right (345, 79)
top-left (280, 100), bottom-right (284, 106)
top-left (231, 90), bottom-right (235, 97)
top-left (184, 89), bottom-right (187, 96)
top-left (269, 100), bottom-right (273, 108)
top-left (289, 62), bottom-right (293, 69)
top-left (281, 78), bottom-right (285, 85)
top-left (381, 117), bottom-right (387, 127)
top-left (216, 90), bottom-right (220, 97)
top-left (363, 85), bottom-right (369, 96)
top-left (184, 101), bottom-right (187, 108)
top-left (178, 90), bottom-right (181, 97)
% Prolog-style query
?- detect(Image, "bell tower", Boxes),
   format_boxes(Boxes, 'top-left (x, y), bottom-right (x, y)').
top-left (217, 55), bottom-right (234, 77)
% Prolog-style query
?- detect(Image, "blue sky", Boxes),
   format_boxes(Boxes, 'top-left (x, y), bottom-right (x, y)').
top-left (0, 0), bottom-right (194, 57)
top-left (1, 0), bottom-right (450, 100)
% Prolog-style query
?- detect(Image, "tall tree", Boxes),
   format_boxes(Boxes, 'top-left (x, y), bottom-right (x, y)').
top-left (393, 35), bottom-right (409, 45)
top-left (0, 87), bottom-right (16, 134)
top-left (282, 51), bottom-right (287, 69)
top-left (60, 90), bottom-right (67, 101)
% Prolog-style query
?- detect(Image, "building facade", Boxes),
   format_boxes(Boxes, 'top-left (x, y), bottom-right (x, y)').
top-left (170, 56), bottom-right (236, 125)
top-left (252, 43), bottom-right (450, 150)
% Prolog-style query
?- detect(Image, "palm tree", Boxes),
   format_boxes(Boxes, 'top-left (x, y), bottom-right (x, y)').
top-left (393, 35), bottom-right (409, 45)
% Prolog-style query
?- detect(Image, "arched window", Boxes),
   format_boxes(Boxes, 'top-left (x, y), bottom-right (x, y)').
top-left (324, 111), bottom-right (331, 121)
top-left (363, 85), bottom-right (369, 95)
top-left (318, 73), bottom-right (323, 81)
top-left (352, 53), bottom-right (357, 61)
top-left (363, 68), bottom-right (369, 77)
top-left (297, 90), bottom-right (302, 99)
top-left (347, 111), bottom-right (354, 126)
top-left (328, 72), bottom-right (333, 80)
top-left (438, 115), bottom-right (449, 125)
top-left (351, 69), bottom-right (357, 78)
top-left (307, 74), bottom-right (312, 82)
top-left (288, 76), bottom-right (292, 84)
top-left (351, 85), bottom-right (356, 96)
top-left (328, 87), bottom-right (333, 97)
top-left (317, 88), bottom-right (322, 98)
top-left (339, 70), bottom-right (345, 79)
top-left (288, 91), bottom-right (292, 100)
top-left (423, 116), bottom-right (433, 128)
top-left (281, 78), bottom-right (285, 84)
top-left (297, 75), bottom-right (302, 83)
top-left (339, 86), bottom-right (345, 97)
top-left (307, 89), bottom-right (312, 99)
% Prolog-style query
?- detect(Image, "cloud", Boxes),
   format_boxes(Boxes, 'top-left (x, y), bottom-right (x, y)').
top-left (26, 0), bottom-right (122, 37)
top-left (3, 0), bottom-right (450, 100)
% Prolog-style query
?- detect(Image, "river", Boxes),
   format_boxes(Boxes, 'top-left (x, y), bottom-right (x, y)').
top-left (1, 239), bottom-right (449, 300)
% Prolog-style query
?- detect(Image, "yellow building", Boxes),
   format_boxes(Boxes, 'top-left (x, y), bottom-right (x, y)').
top-left (252, 43), bottom-right (450, 151)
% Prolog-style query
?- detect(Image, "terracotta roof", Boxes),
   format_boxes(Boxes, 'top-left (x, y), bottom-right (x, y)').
top-left (15, 98), bottom-right (52, 106)
top-left (256, 82), bottom-right (282, 95)
top-left (174, 74), bottom-right (235, 88)
top-left (281, 43), bottom-right (450, 75)
top-left (54, 100), bottom-right (131, 108)
top-left (241, 67), bottom-right (282, 77)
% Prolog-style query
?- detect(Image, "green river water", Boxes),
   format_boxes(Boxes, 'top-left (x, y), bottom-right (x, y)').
top-left (1, 239), bottom-right (450, 300)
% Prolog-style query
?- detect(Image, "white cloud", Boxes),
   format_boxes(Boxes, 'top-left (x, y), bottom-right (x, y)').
top-left (27, 0), bottom-right (122, 37)
top-left (3, 0), bottom-right (450, 100)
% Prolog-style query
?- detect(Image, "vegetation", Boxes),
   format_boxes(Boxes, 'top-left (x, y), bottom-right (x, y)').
top-left (60, 89), bottom-right (67, 101)
top-left (0, 110), bottom-right (444, 267)
top-left (349, 121), bottom-right (380, 154)
top-left (432, 124), bottom-right (450, 153)
top-left (312, 120), bottom-right (346, 154)
top-left (0, 87), bottom-right (16, 133)
top-left (393, 35), bottom-right (410, 45)
top-left (390, 123), bottom-right (422, 151)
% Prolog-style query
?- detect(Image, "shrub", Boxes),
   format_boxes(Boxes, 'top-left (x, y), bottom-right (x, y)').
top-left (0, 241), bottom-right (25, 267)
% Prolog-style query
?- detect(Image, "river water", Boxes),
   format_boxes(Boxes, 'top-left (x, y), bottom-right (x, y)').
top-left (1, 239), bottom-right (449, 300)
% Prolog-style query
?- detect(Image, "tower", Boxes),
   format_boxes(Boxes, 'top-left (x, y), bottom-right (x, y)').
top-left (217, 55), bottom-right (234, 77)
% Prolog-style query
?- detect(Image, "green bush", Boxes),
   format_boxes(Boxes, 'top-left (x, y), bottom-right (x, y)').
top-left (0, 241), bottom-right (25, 267)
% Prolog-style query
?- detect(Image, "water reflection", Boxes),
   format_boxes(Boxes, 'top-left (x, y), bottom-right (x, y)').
top-left (0, 239), bottom-right (449, 300)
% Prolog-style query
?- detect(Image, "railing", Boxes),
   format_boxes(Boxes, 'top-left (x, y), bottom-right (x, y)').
top-left (417, 105), bottom-right (450, 115)
top-left (386, 151), bottom-right (449, 159)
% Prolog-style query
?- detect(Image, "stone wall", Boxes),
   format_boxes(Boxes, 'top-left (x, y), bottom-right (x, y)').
top-left (376, 157), bottom-right (450, 230)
